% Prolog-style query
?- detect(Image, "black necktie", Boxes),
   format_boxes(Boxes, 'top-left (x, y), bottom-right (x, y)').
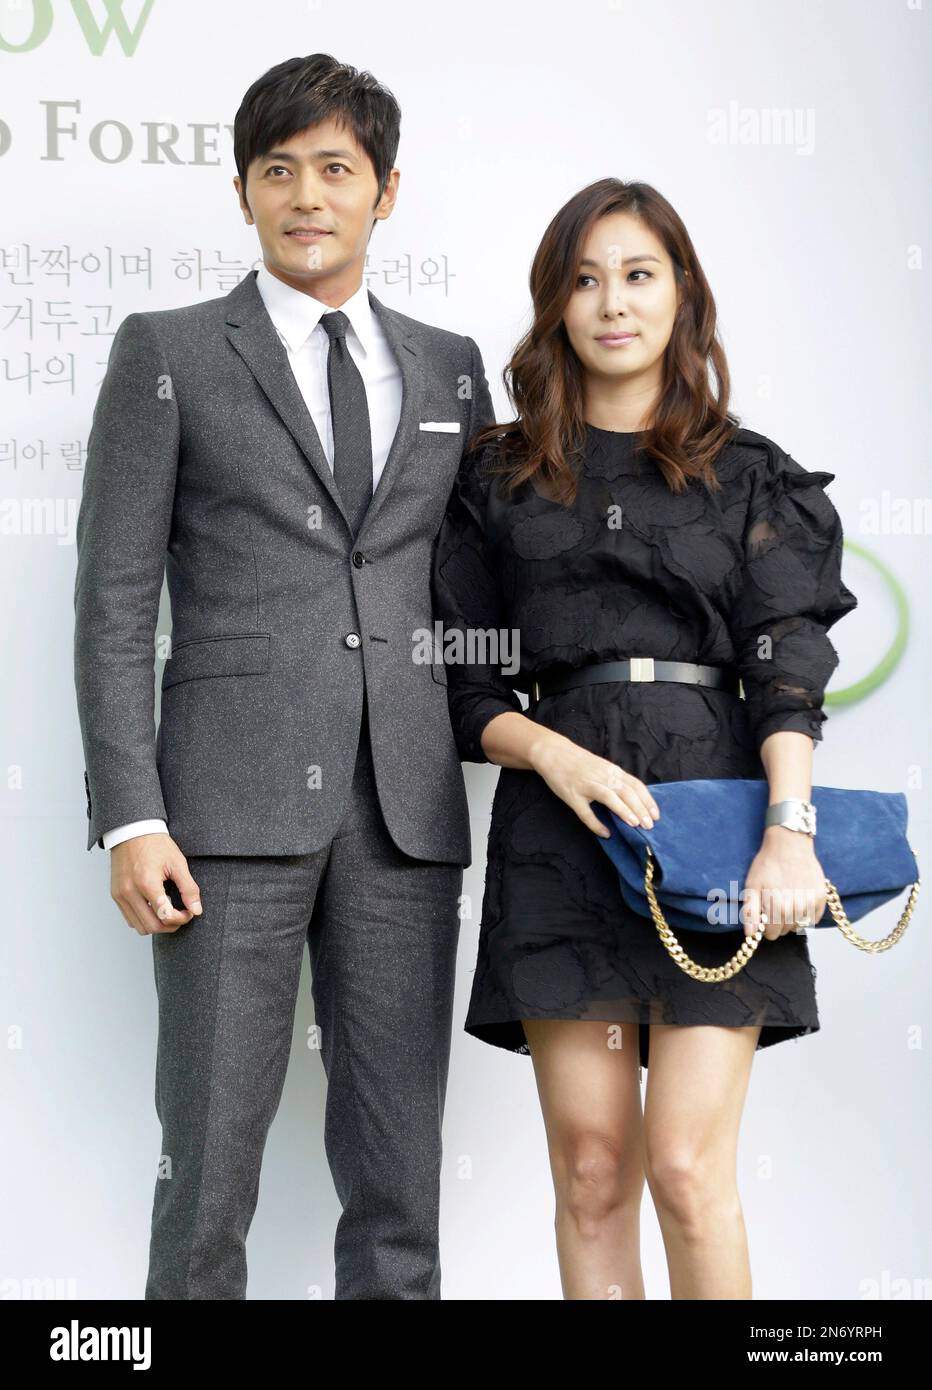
top-left (319, 310), bottom-right (373, 539)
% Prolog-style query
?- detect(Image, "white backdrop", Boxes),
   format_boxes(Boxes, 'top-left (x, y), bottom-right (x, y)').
top-left (2, 0), bottom-right (929, 1300)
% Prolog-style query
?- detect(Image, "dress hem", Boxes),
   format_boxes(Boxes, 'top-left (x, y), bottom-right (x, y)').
top-left (464, 1013), bottom-right (820, 1071)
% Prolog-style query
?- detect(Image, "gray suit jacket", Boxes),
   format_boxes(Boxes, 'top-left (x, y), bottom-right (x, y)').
top-left (74, 268), bottom-right (492, 864)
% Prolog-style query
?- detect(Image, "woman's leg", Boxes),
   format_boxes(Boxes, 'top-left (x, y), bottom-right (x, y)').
top-left (521, 1018), bottom-right (646, 1299)
top-left (642, 1023), bottom-right (762, 1299)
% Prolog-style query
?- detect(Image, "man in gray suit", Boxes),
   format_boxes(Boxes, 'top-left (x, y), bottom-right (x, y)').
top-left (73, 53), bottom-right (490, 1299)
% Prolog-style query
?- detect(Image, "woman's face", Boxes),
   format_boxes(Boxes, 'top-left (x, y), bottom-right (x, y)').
top-left (562, 211), bottom-right (682, 392)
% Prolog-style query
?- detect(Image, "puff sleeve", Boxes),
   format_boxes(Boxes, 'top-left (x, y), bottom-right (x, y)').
top-left (728, 441), bottom-right (858, 752)
top-left (431, 447), bottom-right (524, 762)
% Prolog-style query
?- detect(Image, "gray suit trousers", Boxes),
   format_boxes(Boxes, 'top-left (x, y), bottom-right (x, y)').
top-left (144, 695), bottom-right (463, 1300)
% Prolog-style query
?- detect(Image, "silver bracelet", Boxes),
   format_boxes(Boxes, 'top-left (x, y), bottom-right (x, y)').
top-left (764, 798), bottom-right (817, 836)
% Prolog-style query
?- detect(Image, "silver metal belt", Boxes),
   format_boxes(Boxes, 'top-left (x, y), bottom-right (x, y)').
top-left (529, 657), bottom-right (741, 705)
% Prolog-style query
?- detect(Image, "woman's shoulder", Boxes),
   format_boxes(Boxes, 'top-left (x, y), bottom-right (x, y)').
top-left (714, 424), bottom-right (838, 496)
top-left (456, 431), bottom-right (518, 499)
top-left (460, 434), bottom-right (506, 477)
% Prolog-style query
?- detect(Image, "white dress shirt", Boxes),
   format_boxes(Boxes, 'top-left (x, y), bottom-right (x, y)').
top-left (102, 264), bottom-right (403, 851)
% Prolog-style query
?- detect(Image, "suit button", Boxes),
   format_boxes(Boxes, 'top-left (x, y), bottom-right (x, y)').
top-left (352, 550), bottom-right (365, 568)
top-left (345, 632), bottom-right (361, 649)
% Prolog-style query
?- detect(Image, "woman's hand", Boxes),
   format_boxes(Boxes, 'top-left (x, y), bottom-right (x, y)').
top-left (529, 730), bottom-right (660, 837)
top-left (742, 825), bottom-right (828, 941)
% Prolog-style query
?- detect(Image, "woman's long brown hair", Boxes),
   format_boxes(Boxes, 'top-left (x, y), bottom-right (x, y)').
top-left (469, 178), bottom-right (740, 503)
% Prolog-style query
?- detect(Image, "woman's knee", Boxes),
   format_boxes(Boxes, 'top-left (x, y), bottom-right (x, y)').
top-left (644, 1142), bottom-right (740, 1231)
top-left (552, 1130), bottom-right (643, 1227)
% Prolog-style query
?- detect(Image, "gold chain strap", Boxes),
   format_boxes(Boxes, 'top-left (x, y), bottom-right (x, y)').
top-left (643, 847), bottom-right (920, 981)
top-left (825, 872), bottom-right (920, 952)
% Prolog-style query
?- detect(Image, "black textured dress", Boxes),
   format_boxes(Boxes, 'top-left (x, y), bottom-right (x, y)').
top-left (431, 423), bottom-right (858, 1070)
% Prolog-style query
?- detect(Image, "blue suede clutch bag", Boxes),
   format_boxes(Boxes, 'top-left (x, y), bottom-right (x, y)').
top-left (593, 779), bottom-right (919, 982)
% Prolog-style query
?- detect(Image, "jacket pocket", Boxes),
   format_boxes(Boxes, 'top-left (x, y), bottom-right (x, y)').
top-left (162, 633), bottom-right (271, 689)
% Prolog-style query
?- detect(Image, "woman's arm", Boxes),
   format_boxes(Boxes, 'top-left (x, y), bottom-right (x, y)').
top-left (743, 728), bottom-right (828, 940)
top-left (480, 710), bottom-right (661, 836)
top-left (432, 449), bottom-right (658, 833)
top-left (760, 727), bottom-right (813, 804)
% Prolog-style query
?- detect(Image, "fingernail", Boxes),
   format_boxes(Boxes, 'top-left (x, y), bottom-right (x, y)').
top-left (191, 901), bottom-right (203, 914)
top-left (642, 817), bottom-right (654, 828)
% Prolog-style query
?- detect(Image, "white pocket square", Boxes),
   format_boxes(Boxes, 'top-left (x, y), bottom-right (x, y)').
top-left (419, 421), bottom-right (461, 433)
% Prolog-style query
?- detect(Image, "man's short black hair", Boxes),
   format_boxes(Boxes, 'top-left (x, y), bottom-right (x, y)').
top-left (234, 53), bottom-right (401, 206)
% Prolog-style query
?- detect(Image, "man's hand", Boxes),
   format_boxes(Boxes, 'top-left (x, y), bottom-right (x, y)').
top-left (110, 834), bottom-right (203, 936)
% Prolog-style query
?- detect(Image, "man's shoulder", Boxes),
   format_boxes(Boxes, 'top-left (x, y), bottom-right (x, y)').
top-left (126, 285), bottom-right (238, 336)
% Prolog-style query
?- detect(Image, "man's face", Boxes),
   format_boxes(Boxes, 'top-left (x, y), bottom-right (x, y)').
top-left (234, 116), bottom-right (398, 301)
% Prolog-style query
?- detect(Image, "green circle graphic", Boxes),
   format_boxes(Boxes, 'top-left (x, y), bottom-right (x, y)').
top-left (825, 541), bottom-right (909, 707)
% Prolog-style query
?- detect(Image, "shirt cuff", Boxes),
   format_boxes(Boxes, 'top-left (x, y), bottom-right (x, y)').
top-left (102, 819), bottom-right (170, 850)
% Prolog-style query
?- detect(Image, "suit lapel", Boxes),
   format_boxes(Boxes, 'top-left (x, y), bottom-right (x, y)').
top-left (223, 270), bottom-right (343, 521)
top-left (223, 270), bottom-right (425, 542)
top-left (362, 289), bottom-right (424, 540)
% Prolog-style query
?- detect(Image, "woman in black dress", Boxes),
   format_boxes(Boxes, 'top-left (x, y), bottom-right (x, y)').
top-left (431, 179), bottom-right (858, 1299)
